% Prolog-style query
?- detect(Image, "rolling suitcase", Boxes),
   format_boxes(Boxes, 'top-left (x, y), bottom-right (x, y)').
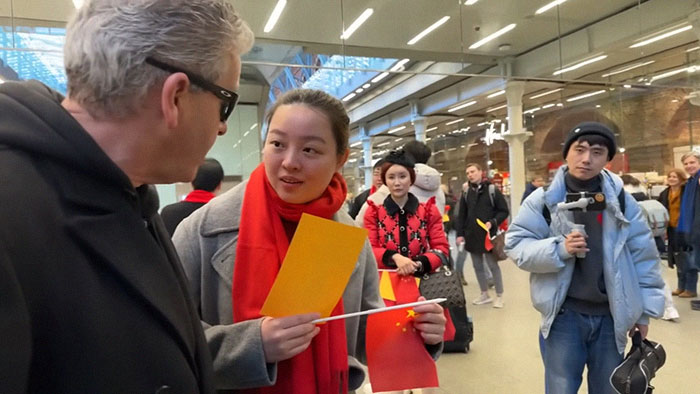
top-left (443, 305), bottom-right (473, 353)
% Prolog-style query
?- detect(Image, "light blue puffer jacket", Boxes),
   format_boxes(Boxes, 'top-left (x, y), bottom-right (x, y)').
top-left (505, 166), bottom-right (664, 353)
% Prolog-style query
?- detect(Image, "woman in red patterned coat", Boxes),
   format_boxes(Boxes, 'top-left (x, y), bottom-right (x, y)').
top-left (363, 150), bottom-right (450, 277)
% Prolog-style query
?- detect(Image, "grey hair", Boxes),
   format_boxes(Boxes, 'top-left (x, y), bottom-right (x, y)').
top-left (681, 150), bottom-right (700, 163)
top-left (64, 0), bottom-right (254, 119)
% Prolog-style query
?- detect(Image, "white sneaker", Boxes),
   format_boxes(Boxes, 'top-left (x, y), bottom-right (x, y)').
top-left (662, 306), bottom-right (679, 321)
top-left (493, 296), bottom-right (504, 308)
top-left (472, 293), bottom-right (492, 305)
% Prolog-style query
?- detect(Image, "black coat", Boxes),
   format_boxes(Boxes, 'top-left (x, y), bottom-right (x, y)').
top-left (348, 188), bottom-right (371, 220)
top-left (162, 200), bottom-right (207, 236)
top-left (456, 181), bottom-right (510, 254)
top-left (0, 81), bottom-right (215, 394)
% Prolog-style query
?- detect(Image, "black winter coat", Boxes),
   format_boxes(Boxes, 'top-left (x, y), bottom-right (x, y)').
top-left (456, 181), bottom-right (510, 254)
top-left (0, 81), bottom-right (215, 394)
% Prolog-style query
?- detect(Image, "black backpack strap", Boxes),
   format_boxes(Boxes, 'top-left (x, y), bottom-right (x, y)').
top-left (543, 188), bottom-right (626, 226)
top-left (543, 204), bottom-right (552, 226)
top-left (617, 189), bottom-right (625, 215)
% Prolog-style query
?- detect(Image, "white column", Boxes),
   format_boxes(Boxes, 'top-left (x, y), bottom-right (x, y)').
top-left (413, 116), bottom-right (427, 142)
top-left (409, 100), bottom-right (427, 142)
top-left (503, 81), bottom-right (532, 217)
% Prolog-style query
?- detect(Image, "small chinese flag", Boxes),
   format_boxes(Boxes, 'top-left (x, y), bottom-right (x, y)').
top-left (484, 234), bottom-right (493, 251)
top-left (382, 271), bottom-right (421, 306)
top-left (366, 307), bottom-right (439, 392)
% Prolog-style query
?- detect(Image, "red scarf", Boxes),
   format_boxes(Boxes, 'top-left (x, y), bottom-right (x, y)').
top-left (233, 164), bottom-right (349, 394)
top-left (183, 189), bottom-right (216, 203)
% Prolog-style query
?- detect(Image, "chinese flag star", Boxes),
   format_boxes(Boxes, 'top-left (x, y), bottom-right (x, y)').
top-left (366, 307), bottom-right (439, 392)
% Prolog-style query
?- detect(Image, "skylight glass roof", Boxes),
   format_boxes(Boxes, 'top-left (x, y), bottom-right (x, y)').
top-left (1, 26), bottom-right (67, 94)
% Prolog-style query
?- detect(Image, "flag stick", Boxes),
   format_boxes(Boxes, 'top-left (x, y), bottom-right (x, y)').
top-left (312, 298), bottom-right (447, 324)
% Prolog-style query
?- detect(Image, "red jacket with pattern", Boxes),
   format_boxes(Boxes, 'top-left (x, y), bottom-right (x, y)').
top-left (364, 193), bottom-right (449, 275)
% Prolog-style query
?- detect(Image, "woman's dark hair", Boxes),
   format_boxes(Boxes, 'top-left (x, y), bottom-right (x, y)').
top-left (264, 89), bottom-right (349, 155)
top-left (380, 150), bottom-right (416, 185)
top-left (621, 174), bottom-right (641, 187)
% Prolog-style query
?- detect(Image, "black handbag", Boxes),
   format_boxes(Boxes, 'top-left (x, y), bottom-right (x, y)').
top-left (418, 249), bottom-right (466, 308)
top-left (610, 331), bottom-right (666, 394)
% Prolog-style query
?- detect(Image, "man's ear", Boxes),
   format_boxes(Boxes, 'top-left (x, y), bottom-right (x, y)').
top-left (160, 73), bottom-right (190, 129)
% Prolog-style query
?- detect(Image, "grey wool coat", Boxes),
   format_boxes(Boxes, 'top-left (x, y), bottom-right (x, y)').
top-left (173, 181), bottom-right (410, 391)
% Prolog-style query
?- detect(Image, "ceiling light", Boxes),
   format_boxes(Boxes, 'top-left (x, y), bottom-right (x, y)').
top-left (542, 103), bottom-right (555, 109)
top-left (377, 141), bottom-right (390, 147)
top-left (629, 24), bottom-right (692, 48)
top-left (408, 16), bottom-right (451, 45)
top-left (249, 123), bottom-right (258, 130)
top-left (601, 60), bottom-right (655, 78)
top-left (530, 88), bottom-right (562, 99)
top-left (426, 126), bottom-right (438, 132)
top-left (264, 0), bottom-right (287, 33)
top-left (350, 141), bottom-right (362, 148)
top-left (445, 118), bottom-right (464, 126)
top-left (355, 88), bottom-right (364, 93)
top-left (619, 148), bottom-right (626, 153)
top-left (650, 65), bottom-right (697, 82)
top-left (371, 72), bottom-right (389, 83)
top-left (342, 92), bottom-right (356, 102)
top-left (464, 0), bottom-right (479, 4)
top-left (390, 58), bottom-right (410, 72)
top-left (340, 8), bottom-right (374, 40)
top-left (469, 23), bottom-right (516, 50)
top-left (448, 148), bottom-right (458, 151)
top-left (448, 100), bottom-right (477, 112)
top-left (362, 83), bottom-right (371, 89)
top-left (388, 126), bottom-right (406, 134)
top-left (686, 46), bottom-right (700, 53)
top-left (0, 77), bottom-right (4, 84)
top-left (623, 84), bottom-right (631, 88)
top-left (524, 107), bottom-right (541, 114)
top-left (553, 55), bottom-right (607, 76)
top-left (556, 103), bottom-right (564, 107)
top-left (566, 90), bottom-right (607, 102)
top-left (72, 0), bottom-right (84, 9)
top-left (486, 104), bottom-right (507, 112)
top-left (477, 122), bottom-right (488, 126)
top-left (487, 90), bottom-right (505, 99)
top-left (535, 0), bottom-right (568, 15)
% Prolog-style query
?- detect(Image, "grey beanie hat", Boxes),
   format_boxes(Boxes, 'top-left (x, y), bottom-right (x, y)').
top-left (562, 121), bottom-right (617, 161)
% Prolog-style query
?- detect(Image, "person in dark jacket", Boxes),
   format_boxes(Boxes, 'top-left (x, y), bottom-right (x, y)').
top-left (161, 158), bottom-right (224, 236)
top-left (678, 151), bottom-right (700, 304)
top-left (456, 163), bottom-right (510, 308)
top-left (0, 1), bottom-right (254, 393)
top-left (658, 169), bottom-right (688, 295)
top-left (521, 176), bottom-right (545, 205)
top-left (348, 158), bottom-right (385, 219)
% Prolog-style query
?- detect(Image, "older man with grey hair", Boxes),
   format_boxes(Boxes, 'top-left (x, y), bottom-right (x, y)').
top-left (0, 1), bottom-right (252, 393)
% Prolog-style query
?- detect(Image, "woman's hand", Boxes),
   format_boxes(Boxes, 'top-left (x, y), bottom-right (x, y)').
top-left (393, 254), bottom-right (420, 276)
top-left (413, 296), bottom-right (446, 345)
top-left (261, 313), bottom-right (320, 363)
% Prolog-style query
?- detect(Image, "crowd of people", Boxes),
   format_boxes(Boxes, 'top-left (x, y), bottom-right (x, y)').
top-left (0, 1), bottom-right (697, 393)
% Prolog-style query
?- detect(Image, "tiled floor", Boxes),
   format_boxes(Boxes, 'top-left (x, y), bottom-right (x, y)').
top-left (431, 256), bottom-right (700, 393)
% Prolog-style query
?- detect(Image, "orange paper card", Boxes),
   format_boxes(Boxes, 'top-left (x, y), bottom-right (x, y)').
top-left (260, 213), bottom-right (368, 318)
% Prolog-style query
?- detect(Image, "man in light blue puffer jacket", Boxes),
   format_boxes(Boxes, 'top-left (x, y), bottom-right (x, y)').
top-left (505, 122), bottom-right (664, 394)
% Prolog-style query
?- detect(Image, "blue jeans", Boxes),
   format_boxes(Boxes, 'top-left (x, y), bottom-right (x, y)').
top-left (539, 308), bottom-right (622, 394)
top-left (680, 269), bottom-right (698, 293)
